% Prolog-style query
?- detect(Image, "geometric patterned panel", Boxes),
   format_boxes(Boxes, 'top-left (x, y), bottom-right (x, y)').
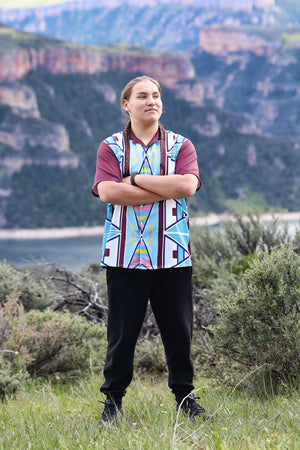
top-left (128, 238), bottom-right (154, 269)
top-left (163, 235), bottom-right (190, 268)
top-left (165, 199), bottom-right (188, 231)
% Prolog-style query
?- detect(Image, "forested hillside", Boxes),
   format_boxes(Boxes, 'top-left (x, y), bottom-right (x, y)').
top-left (0, 22), bottom-right (300, 228)
top-left (1, 68), bottom-right (299, 228)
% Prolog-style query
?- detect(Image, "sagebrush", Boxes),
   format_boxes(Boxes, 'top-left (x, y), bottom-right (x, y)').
top-left (214, 246), bottom-right (300, 391)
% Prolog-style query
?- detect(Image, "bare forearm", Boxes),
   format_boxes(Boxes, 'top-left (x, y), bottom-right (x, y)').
top-left (131, 173), bottom-right (198, 198)
top-left (97, 181), bottom-right (166, 205)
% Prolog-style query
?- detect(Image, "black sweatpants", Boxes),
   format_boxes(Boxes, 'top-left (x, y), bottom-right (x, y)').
top-left (100, 266), bottom-right (195, 402)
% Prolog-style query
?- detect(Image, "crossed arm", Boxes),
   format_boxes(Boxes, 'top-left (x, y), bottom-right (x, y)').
top-left (97, 173), bottom-right (199, 206)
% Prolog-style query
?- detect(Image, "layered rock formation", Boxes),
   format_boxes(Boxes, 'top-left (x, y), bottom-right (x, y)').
top-left (199, 27), bottom-right (280, 56)
top-left (173, 80), bottom-right (215, 106)
top-left (0, 26), bottom-right (194, 189)
top-left (1, 117), bottom-right (70, 153)
top-left (0, 46), bottom-right (81, 180)
top-left (0, 44), bottom-right (195, 86)
top-left (0, 82), bottom-right (40, 118)
top-left (0, 115), bottom-right (79, 177)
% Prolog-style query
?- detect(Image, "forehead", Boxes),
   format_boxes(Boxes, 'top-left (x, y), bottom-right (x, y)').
top-left (131, 80), bottom-right (160, 95)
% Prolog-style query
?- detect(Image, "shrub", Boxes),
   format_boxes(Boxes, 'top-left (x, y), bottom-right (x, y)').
top-left (190, 215), bottom-right (295, 371)
top-left (222, 213), bottom-right (290, 256)
top-left (213, 246), bottom-right (300, 391)
top-left (48, 266), bottom-right (108, 324)
top-left (0, 263), bottom-right (55, 311)
top-left (0, 353), bottom-right (28, 400)
top-left (1, 292), bottom-right (107, 379)
top-left (191, 214), bottom-right (291, 287)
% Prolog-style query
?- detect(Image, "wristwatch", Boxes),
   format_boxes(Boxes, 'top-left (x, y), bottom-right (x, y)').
top-left (130, 174), bottom-right (139, 187)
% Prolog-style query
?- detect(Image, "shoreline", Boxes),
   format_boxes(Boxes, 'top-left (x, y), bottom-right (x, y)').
top-left (0, 211), bottom-right (299, 240)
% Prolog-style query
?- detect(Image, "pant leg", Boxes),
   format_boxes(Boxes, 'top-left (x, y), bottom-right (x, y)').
top-left (100, 268), bottom-right (149, 396)
top-left (149, 267), bottom-right (194, 400)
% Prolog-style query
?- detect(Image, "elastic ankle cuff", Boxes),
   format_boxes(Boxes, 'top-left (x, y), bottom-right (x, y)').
top-left (107, 392), bottom-right (124, 404)
top-left (175, 391), bottom-right (192, 404)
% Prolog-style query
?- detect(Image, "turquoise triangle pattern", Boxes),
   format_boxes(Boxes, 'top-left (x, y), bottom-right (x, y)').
top-left (106, 223), bottom-right (121, 241)
top-left (165, 199), bottom-right (188, 231)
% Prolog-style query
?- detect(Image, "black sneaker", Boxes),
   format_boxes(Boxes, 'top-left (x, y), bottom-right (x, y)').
top-left (98, 398), bottom-right (122, 426)
top-left (178, 394), bottom-right (211, 421)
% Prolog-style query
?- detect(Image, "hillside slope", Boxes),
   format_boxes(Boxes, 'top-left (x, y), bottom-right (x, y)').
top-left (0, 0), bottom-right (296, 52)
top-left (0, 26), bottom-right (299, 228)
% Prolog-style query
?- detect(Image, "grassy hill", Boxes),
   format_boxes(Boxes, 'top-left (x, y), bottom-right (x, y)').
top-left (0, 24), bottom-right (152, 54)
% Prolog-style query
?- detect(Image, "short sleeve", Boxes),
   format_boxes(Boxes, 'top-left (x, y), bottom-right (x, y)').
top-left (92, 141), bottom-right (122, 197)
top-left (175, 140), bottom-right (201, 190)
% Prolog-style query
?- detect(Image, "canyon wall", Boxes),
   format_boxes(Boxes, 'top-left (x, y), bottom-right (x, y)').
top-left (0, 46), bottom-right (195, 86)
top-left (200, 27), bottom-right (280, 56)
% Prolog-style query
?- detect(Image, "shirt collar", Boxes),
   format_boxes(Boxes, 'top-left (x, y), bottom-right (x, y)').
top-left (130, 129), bottom-right (160, 146)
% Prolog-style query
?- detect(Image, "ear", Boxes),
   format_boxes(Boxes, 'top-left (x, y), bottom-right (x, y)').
top-left (122, 99), bottom-right (130, 113)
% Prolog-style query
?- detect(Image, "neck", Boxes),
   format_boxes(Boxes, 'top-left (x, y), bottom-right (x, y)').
top-left (130, 121), bottom-right (159, 145)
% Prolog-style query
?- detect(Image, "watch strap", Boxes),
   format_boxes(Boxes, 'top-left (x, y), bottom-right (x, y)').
top-left (130, 173), bottom-right (139, 187)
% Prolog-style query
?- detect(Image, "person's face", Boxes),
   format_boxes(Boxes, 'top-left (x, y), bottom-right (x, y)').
top-left (122, 80), bottom-right (162, 126)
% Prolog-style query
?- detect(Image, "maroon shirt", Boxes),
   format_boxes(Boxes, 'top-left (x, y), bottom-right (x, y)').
top-left (92, 130), bottom-right (200, 196)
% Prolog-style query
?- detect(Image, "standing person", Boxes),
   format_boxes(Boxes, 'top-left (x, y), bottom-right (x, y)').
top-left (92, 75), bottom-right (210, 425)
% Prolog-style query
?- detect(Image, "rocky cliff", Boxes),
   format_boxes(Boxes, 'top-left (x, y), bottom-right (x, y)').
top-left (0, 22), bottom-right (299, 229)
top-left (0, 25), bottom-right (194, 197)
top-left (0, 82), bottom-right (40, 118)
top-left (0, 27), bottom-right (194, 86)
top-left (199, 26), bottom-right (281, 56)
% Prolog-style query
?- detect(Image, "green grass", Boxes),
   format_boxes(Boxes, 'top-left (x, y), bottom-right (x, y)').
top-left (0, 374), bottom-right (299, 449)
top-left (282, 32), bottom-right (300, 45)
top-left (0, 23), bottom-right (154, 54)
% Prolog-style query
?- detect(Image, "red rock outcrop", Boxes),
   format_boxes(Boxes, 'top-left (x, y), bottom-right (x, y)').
top-left (199, 27), bottom-right (280, 56)
top-left (0, 46), bottom-right (195, 86)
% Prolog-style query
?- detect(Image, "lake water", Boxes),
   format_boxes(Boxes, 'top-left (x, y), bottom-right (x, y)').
top-left (0, 235), bottom-right (103, 272)
top-left (0, 220), bottom-right (299, 272)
